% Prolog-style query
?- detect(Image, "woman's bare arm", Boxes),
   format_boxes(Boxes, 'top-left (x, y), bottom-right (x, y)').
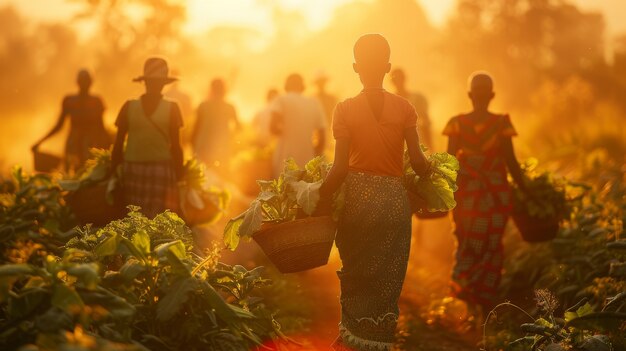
top-left (502, 137), bottom-right (528, 192)
top-left (32, 103), bottom-right (68, 150)
top-left (404, 128), bottom-right (430, 176)
top-left (315, 138), bottom-right (350, 215)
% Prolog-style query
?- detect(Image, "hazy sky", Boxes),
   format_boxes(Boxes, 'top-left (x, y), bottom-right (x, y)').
top-left (4, 0), bottom-right (624, 37)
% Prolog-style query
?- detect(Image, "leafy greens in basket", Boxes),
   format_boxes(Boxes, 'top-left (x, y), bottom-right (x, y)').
top-left (403, 148), bottom-right (460, 213)
top-left (224, 157), bottom-right (338, 250)
top-left (224, 149), bottom-right (459, 251)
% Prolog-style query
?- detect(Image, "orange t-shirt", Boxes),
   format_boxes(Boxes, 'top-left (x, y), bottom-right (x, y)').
top-left (333, 91), bottom-right (418, 177)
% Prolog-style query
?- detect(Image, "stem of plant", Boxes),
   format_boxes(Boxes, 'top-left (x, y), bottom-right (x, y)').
top-left (481, 302), bottom-right (535, 351)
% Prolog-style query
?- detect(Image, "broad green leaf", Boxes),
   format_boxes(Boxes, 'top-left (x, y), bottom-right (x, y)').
top-left (283, 158), bottom-right (303, 183)
top-left (535, 318), bottom-right (553, 328)
top-left (58, 179), bottom-right (81, 191)
top-left (415, 174), bottom-right (457, 212)
top-left (229, 304), bottom-right (256, 319)
top-left (155, 240), bottom-right (187, 260)
top-left (24, 276), bottom-right (46, 289)
top-left (566, 312), bottom-right (626, 332)
top-left (224, 217), bottom-right (243, 251)
top-left (119, 259), bottom-right (146, 282)
top-left (200, 281), bottom-right (238, 325)
top-left (404, 150), bottom-right (459, 212)
top-left (576, 302), bottom-right (594, 317)
top-left (256, 180), bottom-right (275, 192)
top-left (239, 201), bottom-right (263, 239)
top-left (0, 264), bottom-right (35, 277)
top-left (132, 230), bottom-right (151, 255)
top-left (164, 250), bottom-right (190, 276)
top-left (289, 180), bottom-right (322, 215)
top-left (120, 238), bottom-right (148, 260)
top-left (257, 190), bottom-right (278, 202)
top-left (304, 156), bottom-right (326, 181)
top-left (65, 263), bottom-right (100, 290)
top-left (94, 233), bottom-right (122, 257)
top-left (80, 287), bottom-right (136, 320)
top-left (157, 277), bottom-right (196, 321)
top-left (564, 311), bottom-right (578, 323)
top-left (51, 284), bottom-right (84, 311)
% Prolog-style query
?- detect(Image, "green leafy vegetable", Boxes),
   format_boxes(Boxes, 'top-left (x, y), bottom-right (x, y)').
top-left (403, 148), bottom-right (460, 212)
top-left (224, 157), bottom-right (336, 250)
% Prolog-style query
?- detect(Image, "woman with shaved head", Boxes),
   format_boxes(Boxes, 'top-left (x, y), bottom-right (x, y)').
top-left (316, 34), bottom-right (430, 351)
top-left (444, 71), bottom-right (531, 320)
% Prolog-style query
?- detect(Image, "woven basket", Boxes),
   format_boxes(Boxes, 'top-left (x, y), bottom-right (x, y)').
top-left (65, 182), bottom-right (126, 226)
top-left (253, 216), bottom-right (336, 273)
top-left (233, 159), bottom-right (273, 196)
top-left (34, 151), bottom-right (61, 173)
top-left (183, 194), bottom-right (221, 226)
top-left (512, 212), bottom-right (559, 243)
top-left (407, 190), bottom-right (449, 219)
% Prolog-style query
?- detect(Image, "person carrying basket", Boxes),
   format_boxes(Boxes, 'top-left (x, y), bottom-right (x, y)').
top-left (110, 57), bottom-right (184, 218)
top-left (316, 34), bottom-right (430, 351)
top-left (443, 72), bottom-right (534, 320)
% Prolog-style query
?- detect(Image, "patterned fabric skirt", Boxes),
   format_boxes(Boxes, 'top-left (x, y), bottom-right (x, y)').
top-left (332, 172), bottom-right (412, 351)
top-left (451, 174), bottom-right (512, 309)
top-left (122, 161), bottom-right (179, 218)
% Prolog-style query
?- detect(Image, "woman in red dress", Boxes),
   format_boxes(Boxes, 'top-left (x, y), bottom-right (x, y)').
top-left (444, 72), bottom-right (531, 316)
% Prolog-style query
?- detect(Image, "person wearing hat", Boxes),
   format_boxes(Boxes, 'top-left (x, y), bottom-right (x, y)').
top-left (32, 69), bottom-right (110, 172)
top-left (110, 57), bottom-right (184, 218)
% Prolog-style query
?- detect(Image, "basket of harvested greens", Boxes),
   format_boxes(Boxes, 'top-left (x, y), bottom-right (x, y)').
top-left (230, 147), bottom-right (273, 196)
top-left (254, 216), bottom-right (336, 273)
top-left (179, 159), bottom-right (230, 226)
top-left (510, 158), bottom-right (580, 242)
top-left (60, 149), bottom-right (125, 226)
top-left (403, 148), bottom-right (459, 219)
top-left (33, 150), bottom-right (61, 173)
top-left (224, 157), bottom-right (338, 273)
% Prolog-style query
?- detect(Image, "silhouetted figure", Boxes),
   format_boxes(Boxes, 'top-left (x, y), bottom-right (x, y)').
top-left (444, 72), bottom-right (531, 317)
top-left (391, 68), bottom-right (433, 149)
top-left (32, 69), bottom-right (110, 172)
top-left (192, 78), bottom-right (240, 174)
top-left (252, 88), bottom-right (279, 147)
top-left (313, 71), bottom-right (338, 131)
top-left (270, 73), bottom-right (326, 177)
top-left (316, 34), bottom-right (430, 351)
top-left (110, 57), bottom-right (184, 218)
top-left (165, 69), bottom-right (193, 144)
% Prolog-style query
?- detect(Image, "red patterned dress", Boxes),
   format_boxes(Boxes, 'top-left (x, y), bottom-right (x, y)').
top-left (443, 113), bottom-right (517, 307)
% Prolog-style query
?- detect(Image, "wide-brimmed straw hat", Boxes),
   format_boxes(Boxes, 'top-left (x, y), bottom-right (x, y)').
top-left (133, 57), bottom-right (177, 83)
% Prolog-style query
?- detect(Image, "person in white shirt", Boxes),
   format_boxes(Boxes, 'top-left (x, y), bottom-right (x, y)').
top-left (270, 74), bottom-right (326, 176)
top-left (252, 88), bottom-right (279, 147)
